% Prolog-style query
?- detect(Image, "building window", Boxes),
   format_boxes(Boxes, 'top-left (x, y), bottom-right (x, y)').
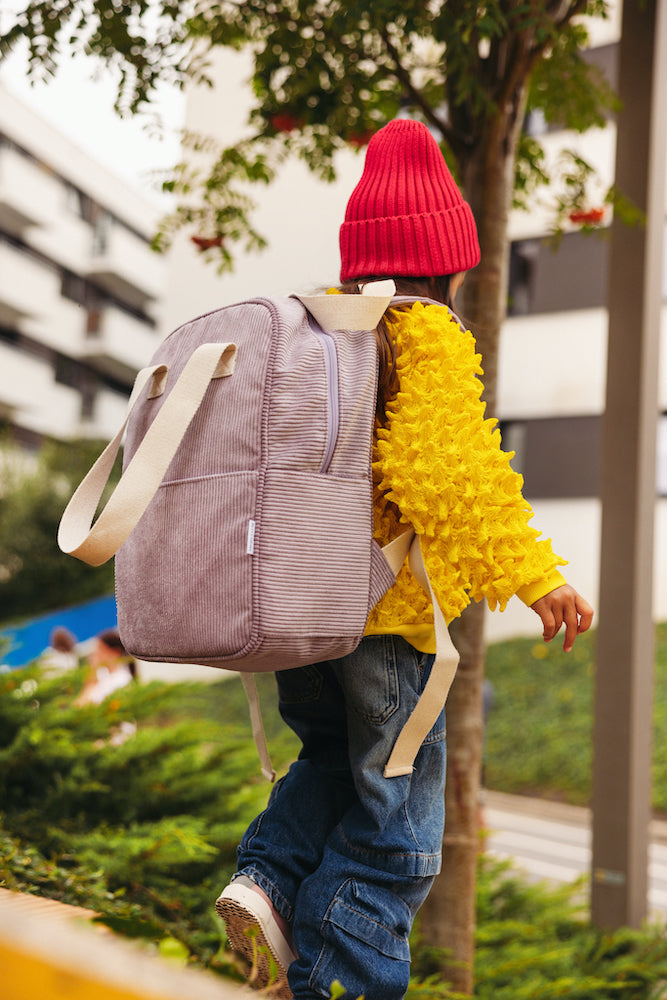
top-left (91, 212), bottom-right (113, 256)
top-left (508, 231), bottom-right (610, 315)
top-left (500, 415), bottom-right (602, 499)
top-left (54, 355), bottom-right (83, 390)
top-left (61, 271), bottom-right (89, 306)
top-left (508, 240), bottom-right (539, 315)
top-left (81, 388), bottom-right (96, 422)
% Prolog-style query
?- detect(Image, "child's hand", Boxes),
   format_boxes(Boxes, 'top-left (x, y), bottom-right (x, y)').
top-left (531, 585), bottom-right (594, 652)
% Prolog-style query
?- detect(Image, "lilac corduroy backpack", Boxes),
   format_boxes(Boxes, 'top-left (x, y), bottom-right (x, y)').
top-left (58, 285), bottom-right (459, 779)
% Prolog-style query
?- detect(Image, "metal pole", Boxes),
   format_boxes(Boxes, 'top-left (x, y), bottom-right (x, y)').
top-left (591, 0), bottom-right (667, 928)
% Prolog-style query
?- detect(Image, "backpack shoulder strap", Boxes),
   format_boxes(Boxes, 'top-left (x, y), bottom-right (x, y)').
top-left (383, 535), bottom-right (460, 777)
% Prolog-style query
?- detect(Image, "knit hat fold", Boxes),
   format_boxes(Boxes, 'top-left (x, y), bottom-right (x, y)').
top-left (340, 119), bottom-right (481, 282)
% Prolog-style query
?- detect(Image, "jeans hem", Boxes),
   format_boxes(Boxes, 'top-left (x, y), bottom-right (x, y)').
top-left (234, 866), bottom-right (294, 924)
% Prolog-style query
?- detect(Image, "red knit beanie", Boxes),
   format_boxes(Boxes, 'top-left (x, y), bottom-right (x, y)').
top-left (339, 119), bottom-right (481, 282)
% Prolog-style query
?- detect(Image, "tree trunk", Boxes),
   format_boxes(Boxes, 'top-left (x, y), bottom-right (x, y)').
top-left (418, 99), bottom-right (526, 994)
top-left (418, 600), bottom-right (486, 992)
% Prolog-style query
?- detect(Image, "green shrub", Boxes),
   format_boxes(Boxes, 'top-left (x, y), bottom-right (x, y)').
top-left (0, 664), bottom-right (294, 972)
top-left (409, 859), bottom-right (667, 999)
top-left (0, 439), bottom-right (121, 623)
top-left (3, 657), bottom-right (667, 998)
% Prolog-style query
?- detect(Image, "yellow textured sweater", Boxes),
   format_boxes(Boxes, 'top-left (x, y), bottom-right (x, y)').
top-left (365, 301), bottom-right (567, 651)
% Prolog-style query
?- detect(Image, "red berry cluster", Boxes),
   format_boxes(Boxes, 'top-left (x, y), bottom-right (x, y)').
top-left (568, 207), bottom-right (605, 225)
top-left (190, 234), bottom-right (225, 251)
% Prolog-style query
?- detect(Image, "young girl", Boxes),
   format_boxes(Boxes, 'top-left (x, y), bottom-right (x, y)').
top-left (216, 118), bottom-right (593, 1000)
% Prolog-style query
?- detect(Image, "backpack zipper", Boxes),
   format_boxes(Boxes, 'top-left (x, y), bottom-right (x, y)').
top-left (309, 320), bottom-right (340, 473)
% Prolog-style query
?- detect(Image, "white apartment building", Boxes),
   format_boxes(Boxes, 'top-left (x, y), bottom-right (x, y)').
top-left (0, 86), bottom-right (166, 446)
top-left (162, 1), bottom-right (667, 640)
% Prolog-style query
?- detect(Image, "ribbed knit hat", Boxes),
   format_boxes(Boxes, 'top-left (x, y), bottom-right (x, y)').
top-left (339, 119), bottom-right (480, 282)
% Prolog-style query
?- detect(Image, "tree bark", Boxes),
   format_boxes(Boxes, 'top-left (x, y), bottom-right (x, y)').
top-left (418, 601), bottom-right (486, 993)
top-left (418, 92), bottom-right (526, 994)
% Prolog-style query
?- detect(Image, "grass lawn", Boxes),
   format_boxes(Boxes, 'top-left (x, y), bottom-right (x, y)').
top-left (484, 621), bottom-right (667, 813)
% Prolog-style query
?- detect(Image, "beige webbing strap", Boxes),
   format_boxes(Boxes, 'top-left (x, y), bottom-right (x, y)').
top-left (240, 674), bottom-right (276, 783)
top-left (380, 529), bottom-right (415, 576)
top-left (57, 342), bottom-right (237, 566)
top-left (383, 535), bottom-right (460, 778)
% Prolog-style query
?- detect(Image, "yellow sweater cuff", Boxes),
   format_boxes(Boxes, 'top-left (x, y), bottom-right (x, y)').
top-left (516, 570), bottom-right (568, 608)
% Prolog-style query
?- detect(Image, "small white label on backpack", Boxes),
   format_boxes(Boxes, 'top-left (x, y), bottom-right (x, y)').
top-left (246, 520), bottom-right (256, 555)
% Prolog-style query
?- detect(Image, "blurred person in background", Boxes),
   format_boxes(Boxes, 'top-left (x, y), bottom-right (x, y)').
top-left (42, 626), bottom-right (79, 672)
top-left (75, 628), bottom-right (137, 706)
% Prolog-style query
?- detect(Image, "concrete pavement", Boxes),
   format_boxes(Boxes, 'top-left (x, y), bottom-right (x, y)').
top-left (484, 790), bottom-right (667, 920)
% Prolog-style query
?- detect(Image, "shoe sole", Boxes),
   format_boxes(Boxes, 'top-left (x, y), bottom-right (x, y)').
top-left (216, 885), bottom-right (294, 999)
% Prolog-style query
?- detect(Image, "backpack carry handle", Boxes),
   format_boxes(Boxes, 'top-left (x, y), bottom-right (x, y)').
top-left (294, 278), bottom-right (396, 331)
top-left (58, 342), bottom-right (237, 566)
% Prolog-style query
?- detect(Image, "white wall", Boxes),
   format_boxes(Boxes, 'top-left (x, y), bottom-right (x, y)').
top-left (487, 495), bottom-right (667, 643)
top-left (498, 308), bottom-right (609, 419)
top-left (161, 50), bottom-right (364, 333)
top-left (485, 498), bottom-right (601, 642)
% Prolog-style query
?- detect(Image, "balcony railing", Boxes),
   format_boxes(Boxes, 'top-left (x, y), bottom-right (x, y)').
top-left (0, 240), bottom-right (55, 327)
top-left (0, 144), bottom-right (62, 237)
top-left (79, 303), bottom-right (159, 381)
top-left (86, 222), bottom-right (163, 309)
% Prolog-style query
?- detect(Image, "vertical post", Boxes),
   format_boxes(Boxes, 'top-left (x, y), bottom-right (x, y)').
top-left (591, 0), bottom-right (667, 928)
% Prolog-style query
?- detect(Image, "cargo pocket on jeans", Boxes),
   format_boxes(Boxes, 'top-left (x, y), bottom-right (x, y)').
top-left (310, 879), bottom-right (411, 999)
top-left (339, 635), bottom-right (399, 726)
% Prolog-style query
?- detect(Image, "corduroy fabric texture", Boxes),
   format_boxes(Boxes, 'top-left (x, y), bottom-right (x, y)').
top-left (115, 297), bottom-right (396, 669)
top-left (366, 301), bottom-right (567, 631)
top-left (340, 119), bottom-right (481, 281)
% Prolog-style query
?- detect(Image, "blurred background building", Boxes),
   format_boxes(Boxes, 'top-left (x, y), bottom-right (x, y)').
top-left (0, 86), bottom-right (166, 447)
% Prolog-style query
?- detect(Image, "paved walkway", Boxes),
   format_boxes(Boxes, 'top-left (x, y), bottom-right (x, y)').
top-left (484, 790), bottom-right (667, 919)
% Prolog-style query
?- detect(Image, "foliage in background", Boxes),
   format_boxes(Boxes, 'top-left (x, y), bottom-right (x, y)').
top-left (411, 859), bottom-right (667, 1000)
top-left (0, 1), bottom-right (619, 267)
top-left (3, 649), bottom-right (667, 999)
top-left (0, 438), bottom-right (119, 624)
top-left (484, 628), bottom-right (595, 805)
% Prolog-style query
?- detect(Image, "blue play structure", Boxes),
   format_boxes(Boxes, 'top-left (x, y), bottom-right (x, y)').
top-left (0, 594), bottom-right (117, 669)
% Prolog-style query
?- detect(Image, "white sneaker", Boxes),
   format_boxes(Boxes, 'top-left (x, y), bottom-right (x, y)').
top-left (216, 876), bottom-right (296, 999)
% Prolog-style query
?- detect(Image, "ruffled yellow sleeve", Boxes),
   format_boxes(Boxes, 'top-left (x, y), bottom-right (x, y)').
top-left (372, 302), bottom-right (567, 623)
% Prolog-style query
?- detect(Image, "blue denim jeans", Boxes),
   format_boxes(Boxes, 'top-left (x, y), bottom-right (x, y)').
top-left (234, 635), bottom-right (447, 1000)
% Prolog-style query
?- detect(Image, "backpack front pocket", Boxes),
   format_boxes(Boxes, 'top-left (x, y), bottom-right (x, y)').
top-left (116, 471), bottom-right (257, 661)
top-left (258, 468), bottom-right (372, 638)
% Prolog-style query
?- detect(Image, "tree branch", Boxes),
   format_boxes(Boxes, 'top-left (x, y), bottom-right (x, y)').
top-left (545, 0), bottom-right (591, 28)
top-left (378, 26), bottom-right (461, 155)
